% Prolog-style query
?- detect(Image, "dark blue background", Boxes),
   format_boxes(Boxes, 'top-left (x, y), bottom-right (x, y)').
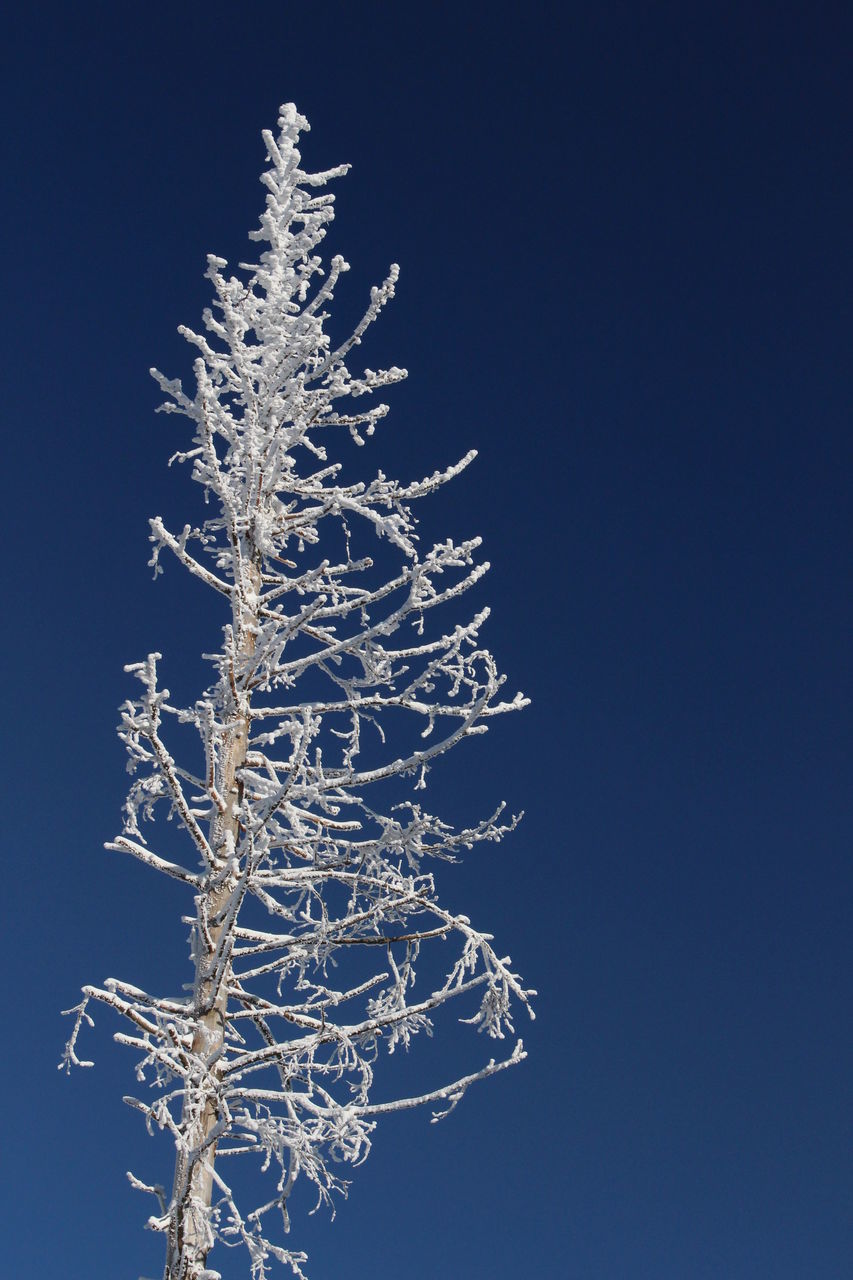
top-left (4, 3), bottom-right (853, 1276)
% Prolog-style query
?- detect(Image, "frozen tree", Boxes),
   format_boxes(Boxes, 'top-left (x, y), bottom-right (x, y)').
top-left (63, 103), bottom-right (533, 1280)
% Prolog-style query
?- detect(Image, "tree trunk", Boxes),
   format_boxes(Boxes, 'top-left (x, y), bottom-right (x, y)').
top-left (166, 562), bottom-right (259, 1279)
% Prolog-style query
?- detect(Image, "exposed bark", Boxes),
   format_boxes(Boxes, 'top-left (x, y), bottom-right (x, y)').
top-left (167, 562), bottom-right (260, 1279)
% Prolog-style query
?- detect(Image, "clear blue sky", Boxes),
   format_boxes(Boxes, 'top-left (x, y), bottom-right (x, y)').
top-left (4, 3), bottom-right (853, 1276)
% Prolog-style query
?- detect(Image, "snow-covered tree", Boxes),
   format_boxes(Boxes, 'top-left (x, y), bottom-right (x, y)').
top-left (63, 103), bottom-right (533, 1280)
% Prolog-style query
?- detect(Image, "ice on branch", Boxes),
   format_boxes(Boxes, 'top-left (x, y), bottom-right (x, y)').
top-left (64, 102), bottom-right (533, 1280)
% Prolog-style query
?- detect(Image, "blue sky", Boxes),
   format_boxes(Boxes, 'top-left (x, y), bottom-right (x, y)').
top-left (3, 3), bottom-right (853, 1276)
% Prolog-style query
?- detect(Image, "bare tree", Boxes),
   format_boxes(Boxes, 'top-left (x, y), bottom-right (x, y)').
top-left (63, 103), bottom-right (533, 1280)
